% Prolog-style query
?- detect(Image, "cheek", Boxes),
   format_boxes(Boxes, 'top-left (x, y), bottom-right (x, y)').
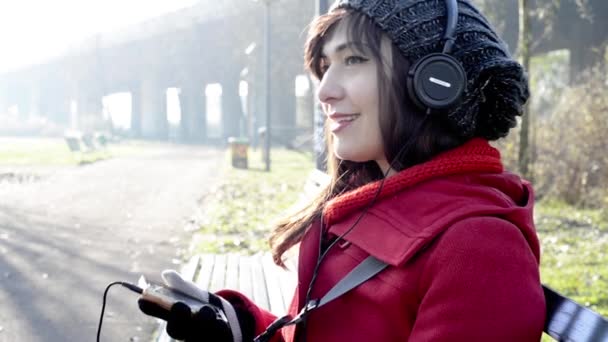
top-left (351, 80), bottom-right (381, 134)
top-left (350, 73), bottom-right (379, 113)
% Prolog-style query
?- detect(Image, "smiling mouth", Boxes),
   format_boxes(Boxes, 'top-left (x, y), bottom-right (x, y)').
top-left (330, 114), bottom-right (359, 132)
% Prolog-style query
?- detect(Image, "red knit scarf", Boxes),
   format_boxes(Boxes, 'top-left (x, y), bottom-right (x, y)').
top-left (323, 138), bottom-right (504, 226)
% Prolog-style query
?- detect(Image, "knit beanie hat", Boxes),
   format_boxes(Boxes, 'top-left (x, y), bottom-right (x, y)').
top-left (330, 0), bottom-right (529, 140)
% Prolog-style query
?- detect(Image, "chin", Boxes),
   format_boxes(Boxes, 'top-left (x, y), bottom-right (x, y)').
top-left (333, 146), bottom-right (370, 163)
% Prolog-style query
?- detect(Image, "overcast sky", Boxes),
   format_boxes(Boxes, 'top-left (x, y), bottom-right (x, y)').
top-left (0, 0), bottom-right (198, 72)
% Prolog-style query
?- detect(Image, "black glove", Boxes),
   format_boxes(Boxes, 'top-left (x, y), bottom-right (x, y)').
top-left (137, 270), bottom-right (255, 342)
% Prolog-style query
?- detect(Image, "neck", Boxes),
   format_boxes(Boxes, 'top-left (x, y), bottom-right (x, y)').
top-left (375, 160), bottom-right (397, 178)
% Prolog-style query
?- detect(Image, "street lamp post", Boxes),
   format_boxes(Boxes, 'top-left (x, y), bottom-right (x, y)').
top-left (314, 0), bottom-right (329, 171)
top-left (263, 0), bottom-right (272, 172)
top-left (316, 0), bottom-right (329, 16)
top-left (254, 0), bottom-right (274, 172)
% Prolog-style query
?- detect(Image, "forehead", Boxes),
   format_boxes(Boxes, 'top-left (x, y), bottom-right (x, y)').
top-left (321, 20), bottom-right (353, 56)
top-left (319, 18), bottom-right (394, 70)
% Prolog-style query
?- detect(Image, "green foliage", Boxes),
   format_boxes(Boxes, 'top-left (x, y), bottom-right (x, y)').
top-left (533, 65), bottom-right (608, 206)
top-left (529, 50), bottom-right (570, 118)
top-left (496, 50), bottom-right (608, 208)
top-left (537, 200), bottom-right (608, 318)
top-left (191, 148), bottom-right (314, 255)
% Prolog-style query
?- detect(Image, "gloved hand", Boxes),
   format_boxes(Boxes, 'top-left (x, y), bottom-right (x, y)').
top-left (137, 270), bottom-right (255, 342)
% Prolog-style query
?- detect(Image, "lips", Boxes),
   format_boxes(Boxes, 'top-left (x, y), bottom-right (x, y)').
top-left (329, 113), bottom-right (359, 133)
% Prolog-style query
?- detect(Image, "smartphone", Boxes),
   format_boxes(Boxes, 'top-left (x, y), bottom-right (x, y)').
top-left (139, 278), bottom-right (208, 312)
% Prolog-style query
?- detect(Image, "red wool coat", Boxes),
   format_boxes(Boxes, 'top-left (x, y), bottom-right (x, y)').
top-left (219, 139), bottom-right (546, 341)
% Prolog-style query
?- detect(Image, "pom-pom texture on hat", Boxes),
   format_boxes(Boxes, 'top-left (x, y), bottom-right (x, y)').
top-left (331, 0), bottom-right (529, 140)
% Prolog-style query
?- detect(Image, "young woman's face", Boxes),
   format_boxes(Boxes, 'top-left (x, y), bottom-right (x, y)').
top-left (318, 21), bottom-right (394, 175)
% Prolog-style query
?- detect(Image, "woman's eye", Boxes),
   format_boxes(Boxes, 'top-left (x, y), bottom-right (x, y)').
top-left (345, 56), bottom-right (367, 65)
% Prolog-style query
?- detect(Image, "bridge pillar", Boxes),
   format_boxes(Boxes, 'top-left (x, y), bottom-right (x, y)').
top-left (16, 97), bottom-right (30, 119)
top-left (130, 86), bottom-right (142, 137)
top-left (48, 99), bottom-right (70, 125)
top-left (76, 89), bottom-right (104, 132)
top-left (41, 91), bottom-right (71, 125)
top-left (248, 76), bottom-right (264, 148)
top-left (179, 83), bottom-right (206, 143)
top-left (272, 70), bottom-right (296, 142)
top-left (140, 77), bottom-right (168, 140)
top-left (221, 77), bottom-right (243, 139)
top-left (0, 91), bottom-right (7, 115)
top-left (295, 78), bottom-right (314, 131)
top-left (29, 86), bottom-right (42, 117)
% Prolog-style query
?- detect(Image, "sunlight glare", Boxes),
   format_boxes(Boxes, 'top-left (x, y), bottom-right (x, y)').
top-left (0, 0), bottom-right (199, 72)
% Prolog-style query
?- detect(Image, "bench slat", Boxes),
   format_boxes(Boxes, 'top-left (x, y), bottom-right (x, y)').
top-left (251, 253), bottom-right (270, 311)
top-left (195, 254), bottom-right (215, 289)
top-left (209, 254), bottom-right (227, 292)
top-left (238, 255), bottom-right (254, 300)
top-left (180, 255), bottom-right (201, 281)
top-left (278, 263), bottom-right (297, 313)
top-left (225, 254), bottom-right (240, 290)
top-left (262, 253), bottom-right (287, 314)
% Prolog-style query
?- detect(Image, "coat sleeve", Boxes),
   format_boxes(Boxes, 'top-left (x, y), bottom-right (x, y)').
top-left (408, 217), bottom-right (546, 341)
top-left (216, 289), bottom-right (285, 342)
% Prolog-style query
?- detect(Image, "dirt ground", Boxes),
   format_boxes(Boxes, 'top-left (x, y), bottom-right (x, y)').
top-left (0, 142), bottom-right (224, 341)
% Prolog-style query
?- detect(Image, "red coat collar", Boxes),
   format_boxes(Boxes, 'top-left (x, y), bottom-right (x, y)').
top-left (323, 138), bottom-right (503, 226)
top-left (321, 139), bottom-right (517, 266)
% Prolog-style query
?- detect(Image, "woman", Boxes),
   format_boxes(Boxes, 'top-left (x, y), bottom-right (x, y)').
top-left (139, 0), bottom-right (546, 341)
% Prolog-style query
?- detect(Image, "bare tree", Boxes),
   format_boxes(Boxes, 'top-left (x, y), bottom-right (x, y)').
top-left (518, 0), bottom-right (533, 179)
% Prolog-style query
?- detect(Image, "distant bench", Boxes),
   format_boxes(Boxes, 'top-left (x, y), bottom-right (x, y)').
top-left (64, 132), bottom-right (109, 153)
top-left (157, 169), bottom-right (608, 342)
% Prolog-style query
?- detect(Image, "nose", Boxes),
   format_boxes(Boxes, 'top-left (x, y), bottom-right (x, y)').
top-left (317, 68), bottom-right (344, 106)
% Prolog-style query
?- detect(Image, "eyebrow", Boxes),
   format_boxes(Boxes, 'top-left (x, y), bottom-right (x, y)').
top-left (321, 41), bottom-right (368, 58)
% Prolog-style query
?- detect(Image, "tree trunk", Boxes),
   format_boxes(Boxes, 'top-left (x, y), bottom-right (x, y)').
top-left (518, 0), bottom-right (532, 180)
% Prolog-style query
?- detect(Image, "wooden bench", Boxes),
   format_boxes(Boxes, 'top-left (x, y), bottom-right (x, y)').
top-left (156, 169), bottom-right (608, 342)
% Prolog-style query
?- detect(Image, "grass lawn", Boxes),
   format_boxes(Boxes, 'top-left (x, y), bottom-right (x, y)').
top-left (0, 137), bottom-right (152, 166)
top-left (190, 147), bottom-right (315, 255)
top-left (537, 201), bottom-right (608, 317)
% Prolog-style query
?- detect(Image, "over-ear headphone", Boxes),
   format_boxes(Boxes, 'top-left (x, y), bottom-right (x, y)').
top-left (406, 0), bottom-right (466, 113)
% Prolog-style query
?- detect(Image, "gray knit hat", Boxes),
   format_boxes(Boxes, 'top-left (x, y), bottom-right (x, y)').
top-left (330, 0), bottom-right (529, 140)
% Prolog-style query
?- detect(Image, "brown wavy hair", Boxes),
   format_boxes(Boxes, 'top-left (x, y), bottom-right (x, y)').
top-left (269, 8), bottom-right (466, 267)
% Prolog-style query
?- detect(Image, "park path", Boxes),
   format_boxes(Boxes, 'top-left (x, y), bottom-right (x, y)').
top-left (0, 142), bottom-right (224, 341)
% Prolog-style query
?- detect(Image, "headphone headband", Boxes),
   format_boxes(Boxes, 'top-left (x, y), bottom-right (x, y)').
top-left (443, 0), bottom-right (458, 53)
top-left (407, 0), bottom-right (466, 113)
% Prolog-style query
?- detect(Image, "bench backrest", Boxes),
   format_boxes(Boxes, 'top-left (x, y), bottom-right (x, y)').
top-left (64, 136), bottom-right (81, 152)
top-left (81, 134), bottom-right (96, 150)
top-left (543, 285), bottom-right (608, 341)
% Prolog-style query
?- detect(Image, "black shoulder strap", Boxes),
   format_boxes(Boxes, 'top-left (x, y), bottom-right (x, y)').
top-left (254, 256), bottom-right (388, 342)
top-left (317, 255), bottom-right (389, 307)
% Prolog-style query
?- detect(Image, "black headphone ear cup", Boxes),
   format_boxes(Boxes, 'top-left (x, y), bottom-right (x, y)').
top-left (407, 53), bottom-right (467, 111)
